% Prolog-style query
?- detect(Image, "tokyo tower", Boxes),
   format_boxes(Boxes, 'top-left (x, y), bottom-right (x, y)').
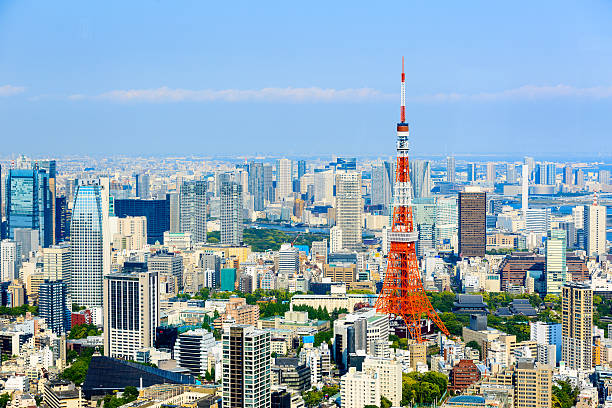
top-left (374, 58), bottom-right (450, 342)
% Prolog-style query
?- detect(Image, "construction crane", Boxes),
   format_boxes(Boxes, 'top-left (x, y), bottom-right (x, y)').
top-left (291, 231), bottom-right (303, 246)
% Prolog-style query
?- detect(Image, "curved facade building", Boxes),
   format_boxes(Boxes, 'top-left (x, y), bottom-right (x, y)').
top-left (70, 179), bottom-right (110, 308)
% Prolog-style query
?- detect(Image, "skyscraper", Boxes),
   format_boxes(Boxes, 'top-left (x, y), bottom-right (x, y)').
top-left (38, 160), bottom-right (57, 245)
top-left (7, 167), bottom-right (53, 247)
top-left (563, 165), bottom-right (573, 185)
top-left (180, 180), bottom-right (207, 244)
top-left (220, 182), bottom-right (243, 246)
top-left (458, 190), bottom-right (486, 258)
top-left (55, 196), bottom-right (69, 242)
top-left (561, 282), bottom-right (592, 371)
top-left (410, 160), bottom-right (432, 198)
top-left (546, 163), bottom-right (556, 185)
top-left (521, 164), bottom-right (529, 218)
top-left (535, 163), bottom-right (547, 185)
top-left (263, 164), bottom-right (274, 203)
top-left (248, 162), bottom-right (265, 211)
top-left (467, 163), bottom-right (476, 182)
top-left (103, 269), bottom-right (158, 360)
top-left (486, 162), bottom-right (496, 184)
top-left (276, 159), bottom-right (292, 201)
top-left (371, 161), bottom-right (394, 212)
top-left (222, 325), bottom-right (271, 408)
top-left (336, 172), bottom-right (362, 251)
top-left (584, 204), bottom-right (606, 257)
top-left (600, 169), bottom-right (611, 185)
top-left (545, 229), bottom-right (567, 295)
top-left (70, 179), bottom-right (110, 308)
top-left (278, 243), bottom-right (299, 275)
top-left (174, 329), bottom-right (217, 377)
top-left (134, 173), bottom-right (150, 199)
top-left (505, 163), bottom-right (517, 184)
top-left (297, 160), bottom-right (306, 180)
top-left (314, 169), bottom-right (334, 204)
top-left (39, 280), bottom-right (70, 335)
top-left (168, 191), bottom-right (180, 233)
top-left (446, 156), bottom-right (456, 183)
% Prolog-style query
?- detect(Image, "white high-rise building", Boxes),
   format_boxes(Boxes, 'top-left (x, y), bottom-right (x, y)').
top-left (43, 243), bottom-right (71, 284)
top-left (276, 158), bottom-right (293, 201)
top-left (222, 325), bottom-right (271, 408)
top-left (180, 180), bottom-right (207, 244)
top-left (341, 367), bottom-right (380, 408)
top-left (525, 208), bottom-right (550, 233)
top-left (220, 181), bottom-right (243, 246)
top-left (584, 205), bottom-right (606, 257)
top-left (362, 357), bottom-right (402, 407)
top-left (174, 329), bottom-right (217, 377)
top-left (336, 172), bottom-right (362, 251)
top-left (70, 179), bottom-right (110, 308)
top-left (530, 321), bottom-right (561, 365)
top-left (446, 156), bottom-right (456, 183)
top-left (103, 269), bottom-right (158, 360)
top-left (486, 162), bottom-right (496, 184)
top-left (522, 164), bottom-right (529, 218)
top-left (330, 226), bottom-right (343, 253)
top-left (314, 169), bottom-right (334, 204)
top-left (572, 205), bottom-right (585, 230)
top-left (0, 240), bottom-right (22, 283)
top-left (278, 244), bottom-right (299, 275)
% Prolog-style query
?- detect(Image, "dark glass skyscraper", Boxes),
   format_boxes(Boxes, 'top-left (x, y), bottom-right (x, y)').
top-left (39, 280), bottom-right (70, 335)
top-left (55, 196), bottom-right (70, 242)
top-left (458, 191), bottom-right (486, 258)
top-left (114, 197), bottom-right (170, 244)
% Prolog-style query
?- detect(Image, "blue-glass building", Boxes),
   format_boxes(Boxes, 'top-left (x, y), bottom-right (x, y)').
top-left (7, 168), bottom-right (53, 247)
top-left (39, 280), bottom-right (71, 335)
top-left (113, 197), bottom-right (170, 244)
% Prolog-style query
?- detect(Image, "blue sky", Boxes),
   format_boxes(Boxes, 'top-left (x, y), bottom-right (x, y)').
top-left (1, 1), bottom-right (612, 158)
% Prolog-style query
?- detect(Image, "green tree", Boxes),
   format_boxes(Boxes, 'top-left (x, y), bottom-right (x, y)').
top-left (0, 394), bottom-right (9, 408)
top-left (380, 396), bottom-right (392, 408)
top-left (552, 380), bottom-right (578, 408)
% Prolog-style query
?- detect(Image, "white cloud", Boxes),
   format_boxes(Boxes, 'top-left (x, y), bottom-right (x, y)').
top-left (71, 86), bottom-right (388, 103)
top-left (413, 84), bottom-right (612, 102)
top-left (0, 85), bottom-right (25, 97)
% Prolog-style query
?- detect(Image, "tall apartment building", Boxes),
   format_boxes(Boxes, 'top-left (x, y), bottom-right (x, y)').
top-left (174, 329), bottom-right (216, 377)
top-left (340, 367), bottom-right (380, 408)
top-left (530, 321), bottom-right (561, 365)
top-left (103, 269), bottom-right (158, 360)
top-left (371, 161), bottom-right (394, 211)
top-left (545, 229), bottom-right (567, 295)
top-left (486, 162), bottom-right (496, 184)
top-left (248, 162), bottom-right (265, 211)
top-left (336, 172), bottom-right (362, 251)
top-left (362, 357), bottom-right (402, 406)
top-left (446, 156), bottom-right (456, 183)
top-left (330, 226), bottom-right (343, 253)
top-left (180, 180), bottom-right (207, 244)
top-left (514, 360), bottom-right (553, 408)
top-left (43, 244), bottom-right (71, 285)
top-left (276, 159), bottom-right (293, 201)
top-left (410, 160), bottom-right (432, 198)
top-left (0, 240), bottom-right (22, 283)
top-left (220, 182), bottom-right (243, 246)
top-left (70, 179), bottom-right (110, 308)
top-left (38, 280), bottom-right (70, 335)
top-left (222, 325), bottom-right (271, 408)
top-left (584, 205), bottom-right (606, 257)
top-left (562, 282), bottom-right (592, 371)
top-left (458, 190), bottom-right (486, 258)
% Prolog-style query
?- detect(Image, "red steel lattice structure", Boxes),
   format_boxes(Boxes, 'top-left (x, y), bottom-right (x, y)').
top-left (375, 58), bottom-right (450, 342)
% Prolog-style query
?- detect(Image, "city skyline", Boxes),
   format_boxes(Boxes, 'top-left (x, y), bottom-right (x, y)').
top-left (1, 1), bottom-right (612, 156)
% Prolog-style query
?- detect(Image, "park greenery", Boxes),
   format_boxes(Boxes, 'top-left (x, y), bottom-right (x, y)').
top-left (401, 372), bottom-right (447, 405)
top-left (0, 394), bottom-right (9, 408)
top-left (208, 228), bottom-right (328, 252)
top-left (552, 380), bottom-right (579, 408)
top-left (427, 291), bottom-right (551, 342)
top-left (61, 347), bottom-right (95, 385)
top-left (0, 305), bottom-right (37, 316)
top-left (98, 386), bottom-right (139, 408)
top-left (68, 324), bottom-right (102, 340)
top-left (302, 385), bottom-right (340, 407)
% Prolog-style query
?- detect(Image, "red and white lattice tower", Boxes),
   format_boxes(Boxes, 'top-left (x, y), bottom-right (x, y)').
top-left (374, 58), bottom-right (450, 342)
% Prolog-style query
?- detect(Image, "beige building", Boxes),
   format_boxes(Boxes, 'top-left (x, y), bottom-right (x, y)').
top-left (43, 244), bottom-right (71, 282)
top-left (43, 379), bottom-right (84, 408)
top-left (111, 216), bottom-right (147, 250)
top-left (324, 263), bottom-right (356, 283)
top-left (562, 282), bottom-right (593, 371)
top-left (409, 342), bottom-right (427, 369)
top-left (362, 357), bottom-right (402, 406)
top-left (341, 367), bottom-right (380, 408)
top-left (515, 360), bottom-right (552, 408)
